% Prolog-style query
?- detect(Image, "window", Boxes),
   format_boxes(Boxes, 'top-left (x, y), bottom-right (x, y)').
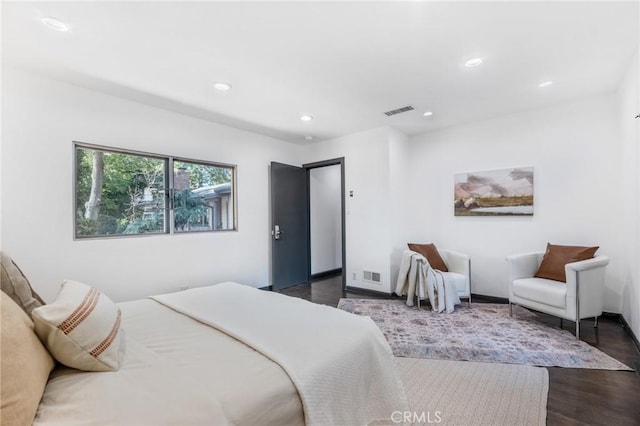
top-left (172, 160), bottom-right (234, 232)
top-left (74, 143), bottom-right (236, 238)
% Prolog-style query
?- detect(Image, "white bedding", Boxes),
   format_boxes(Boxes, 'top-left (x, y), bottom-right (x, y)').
top-left (36, 296), bottom-right (304, 425)
top-left (35, 282), bottom-right (408, 425)
top-left (151, 282), bottom-right (409, 425)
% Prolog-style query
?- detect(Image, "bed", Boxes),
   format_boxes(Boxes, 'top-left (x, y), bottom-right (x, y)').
top-left (1, 254), bottom-right (408, 426)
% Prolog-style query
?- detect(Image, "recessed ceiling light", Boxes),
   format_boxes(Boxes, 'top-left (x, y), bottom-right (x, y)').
top-left (300, 115), bottom-right (313, 122)
top-left (423, 111), bottom-right (434, 117)
top-left (213, 82), bottom-right (232, 92)
top-left (464, 57), bottom-right (483, 68)
top-left (305, 136), bottom-right (313, 141)
top-left (538, 81), bottom-right (553, 88)
top-left (41, 17), bottom-right (69, 32)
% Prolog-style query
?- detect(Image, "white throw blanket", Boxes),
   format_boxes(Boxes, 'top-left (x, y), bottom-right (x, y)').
top-left (151, 282), bottom-right (409, 426)
top-left (395, 249), bottom-right (460, 313)
top-left (395, 249), bottom-right (427, 306)
top-left (425, 267), bottom-right (460, 314)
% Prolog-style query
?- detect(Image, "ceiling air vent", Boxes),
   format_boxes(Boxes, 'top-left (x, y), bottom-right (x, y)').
top-left (384, 105), bottom-right (414, 117)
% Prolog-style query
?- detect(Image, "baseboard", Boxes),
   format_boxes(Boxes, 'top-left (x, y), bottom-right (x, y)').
top-left (345, 286), bottom-right (393, 298)
top-left (619, 314), bottom-right (640, 354)
top-left (600, 312), bottom-right (622, 320)
top-left (310, 268), bottom-right (342, 280)
top-left (470, 293), bottom-right (509, 304)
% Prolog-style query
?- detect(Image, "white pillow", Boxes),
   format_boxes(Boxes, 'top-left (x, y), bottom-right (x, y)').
top-left (32, 280), bottom-right (123, 372)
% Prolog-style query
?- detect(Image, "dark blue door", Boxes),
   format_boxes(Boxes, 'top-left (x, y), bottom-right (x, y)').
top-left (270, 162), bottom-right (309, 290)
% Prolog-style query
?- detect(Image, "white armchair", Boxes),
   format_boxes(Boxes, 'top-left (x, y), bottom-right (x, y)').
top-left (438, 249), bottom-right (471, 303)
top-left (506, 252), bottom-right (609, 339)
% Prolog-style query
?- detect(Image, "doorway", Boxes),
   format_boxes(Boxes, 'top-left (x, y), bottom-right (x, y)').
top-left (308, 163), bottom-right (343, 280)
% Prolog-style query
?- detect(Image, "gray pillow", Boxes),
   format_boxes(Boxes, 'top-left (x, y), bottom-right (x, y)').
top-left (0, 252), bottom-right (45, 314)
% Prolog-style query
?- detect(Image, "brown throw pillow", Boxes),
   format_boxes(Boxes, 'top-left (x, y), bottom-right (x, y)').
top-left (407, 243), bottom-right (449, 272)
top-left (1, 292), bottom-right (55, 426)
top-left (534, 243), bottom-right (599, 282)
top-left (0, 252), bottom-right (45, 314)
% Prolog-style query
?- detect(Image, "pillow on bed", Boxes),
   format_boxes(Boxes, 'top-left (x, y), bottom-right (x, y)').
top-left (1, 291), bottom-right (55, 426)
top-left (407, 243), bottom-right (449, 272)
top-left (32, 280), bottom-right (123, 372)
top-left (1, 251), bottom-right (45, 314)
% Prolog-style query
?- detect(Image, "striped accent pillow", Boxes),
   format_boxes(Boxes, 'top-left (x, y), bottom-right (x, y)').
top-left (32, 280), bottom-right (122, 372)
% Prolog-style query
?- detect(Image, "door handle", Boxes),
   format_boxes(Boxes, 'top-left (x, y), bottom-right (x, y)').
top-left (273, 225), bottom-right (281, 240)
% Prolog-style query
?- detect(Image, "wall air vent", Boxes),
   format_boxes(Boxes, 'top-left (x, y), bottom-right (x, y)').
top-left (363, 270), bottom-right (382, 283)
top-left (384, 105), bottom-right (414, 117)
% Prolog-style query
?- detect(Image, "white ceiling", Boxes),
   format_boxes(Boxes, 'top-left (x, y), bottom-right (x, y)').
top-left (3, 1), bottom-right (639, 144)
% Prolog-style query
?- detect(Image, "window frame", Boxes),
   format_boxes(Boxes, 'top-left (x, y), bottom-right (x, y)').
top-left (73, 141), bottom-right (238, 240)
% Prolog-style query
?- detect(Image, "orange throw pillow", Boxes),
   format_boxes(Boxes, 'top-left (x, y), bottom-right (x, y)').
top-left (534, 243), bottom-right (599, 282)
top-left (407, 243), bottom-right (448, 272)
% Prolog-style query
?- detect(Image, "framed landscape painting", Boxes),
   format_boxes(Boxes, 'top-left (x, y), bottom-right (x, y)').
top-left (454, 167), bottom-right (534, 216)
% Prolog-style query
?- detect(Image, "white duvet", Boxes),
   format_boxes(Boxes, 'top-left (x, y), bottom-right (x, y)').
top-left (36, 282), bottom-right (408, 426)
top-left (152, 282), bottom-right (409, 425)
top-left (35, 321), bottom-right (233, 425)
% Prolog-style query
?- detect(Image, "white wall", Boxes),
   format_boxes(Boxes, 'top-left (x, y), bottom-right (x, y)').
top-left (389, 128), bottom-right (411, 288)
top-left (407, 94), bottom-right (627, 313)
top-left (309, 164), bottom-right (342, 274)
top-left (617, 49), bottom-right (640, 336)
top-left (4, 64), bottom-right (636, 332)
top-left (1, 68), bottom-right (302, 302)
top-left (304, 127), bottom-right (393, 292)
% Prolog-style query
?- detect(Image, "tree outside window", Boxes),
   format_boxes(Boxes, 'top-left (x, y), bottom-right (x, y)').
top-left (75, 143), bottom-right (236, 238)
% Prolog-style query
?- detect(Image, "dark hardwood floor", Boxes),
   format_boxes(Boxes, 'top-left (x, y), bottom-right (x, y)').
top-left (279, 275), bottom-right (640, 426)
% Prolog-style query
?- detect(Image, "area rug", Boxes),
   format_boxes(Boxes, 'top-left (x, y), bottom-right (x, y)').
top-left (382, 357), bottom-right (548, 426)
top-left (337, 299), bottom-right (631, 370)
